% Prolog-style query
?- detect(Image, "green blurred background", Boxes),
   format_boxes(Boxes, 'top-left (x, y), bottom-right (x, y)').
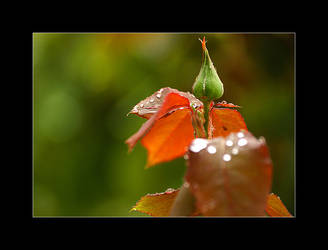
top-left (33, 33), bottom-right (295, 217)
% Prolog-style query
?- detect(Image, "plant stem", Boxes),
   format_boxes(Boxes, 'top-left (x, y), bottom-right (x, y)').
top-left (203, 100), bottom-right (210, 139)
top-left (170, 100), bottom-right (211, 216)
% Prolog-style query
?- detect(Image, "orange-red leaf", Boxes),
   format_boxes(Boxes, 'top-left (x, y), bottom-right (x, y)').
top-left (266, 193), bottom-right (293, 217)
top-left (142, 108), bottom-right (195, 167)
top-left (130, 188), bottom-right (179, 216)
top-left (185, 131), bottom-right (272, 216)
top-left (125, 91), bottom-right (192, 152)
top-left (209, 108), bottom-right (247, 138)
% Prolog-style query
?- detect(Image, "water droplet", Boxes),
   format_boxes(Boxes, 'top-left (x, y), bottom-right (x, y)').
top-left (189, 138), bottom-right (208, 153)
top-left (237, 132), bottom-right (244, 138)
top-left (231, 147), bottom-right (239, 155)
top-left (225, 140), bottom-right (233, 147)
top-left (207, 145), bottom-right (216, 154)
top-left (221, 100), bottom-right (227, 104)
top-left (223, 154), bottom-right (231, 162)
top-left (183, 182), bottom-right (190, 188)
top-left (184, 154), bottom-right (189, 160)
top-left (150, 99), bottom-right (154, 103)
top-left (140, 103), bottom-right (144, 108)
top-left (156, 94), bottom-right (161, 98)
top-left (237, 138), bottom-right (248, 147)
top-left (165, 188), bottom-right (175, 193)
top-left (191, 103), bottom-right (197, 108)
top-left (259, 136), bottom-right (266, 144)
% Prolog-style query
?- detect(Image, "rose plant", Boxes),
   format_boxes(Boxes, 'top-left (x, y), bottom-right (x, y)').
top-left (126, 37), bottom-right (292, 217)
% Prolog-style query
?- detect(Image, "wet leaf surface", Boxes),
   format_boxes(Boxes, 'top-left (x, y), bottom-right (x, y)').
top-left (127, 87), bottom-right (202, 119)
top-left (185, 131), bottom-right (272, 216)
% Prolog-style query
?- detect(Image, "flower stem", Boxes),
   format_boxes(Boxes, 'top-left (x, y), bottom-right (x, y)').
top-left (203, 100), bottom-right (210, 139)
top-left (170, 100), bottom-right (211, 216)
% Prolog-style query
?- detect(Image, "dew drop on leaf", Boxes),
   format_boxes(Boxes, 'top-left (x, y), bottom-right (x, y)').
top-left (207, 145), bottom-right (217, 154)
top-left (183, 182), bottom-right (190, 188)
top-left (237, 138), bottom-right (248, 147)
top-left (189, 138), bottom-right (208, 153)
top-left (226, 140), bottom-right (233, 147)
top-left (231, 147), bottom-right (239, 155)
top-left (237, 132), bottom-right (244, 138)
top-left (222, 153), bottom-right (231, 162)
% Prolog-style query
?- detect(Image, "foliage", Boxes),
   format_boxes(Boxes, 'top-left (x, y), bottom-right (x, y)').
top-left (126, 38), bottom-right (292, 217)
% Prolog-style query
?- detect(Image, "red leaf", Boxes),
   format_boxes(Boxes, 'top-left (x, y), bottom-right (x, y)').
top-left (142, 108), bottom-right (195, 167)
top-left (126, 89), bottom-right (198, 166)
top-left (266, 193), bottom-right (292, 217)
top-left (185, 131), bottom-right (272, 216)
top-left (209, 108), bottom-right (247, 138)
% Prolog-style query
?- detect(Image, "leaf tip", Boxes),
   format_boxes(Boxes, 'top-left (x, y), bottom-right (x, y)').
top-left (199, 36), bottom-right (207, 51)
top-left (144, 161), bottom-right (154, 169)
top-left (129, 206), bottom-right (137, 213)
top-left (266, 193), bottom-right (292, 217)
top-left (125, 138), bottom-right (135, 153)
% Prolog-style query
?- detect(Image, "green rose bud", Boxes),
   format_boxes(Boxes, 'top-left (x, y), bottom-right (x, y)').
top-left (192, 37), bottom-right (224, 103)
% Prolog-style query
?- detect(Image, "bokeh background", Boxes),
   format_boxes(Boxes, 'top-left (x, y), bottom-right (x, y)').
top-left (33, 33), bottom-right (295, 217)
